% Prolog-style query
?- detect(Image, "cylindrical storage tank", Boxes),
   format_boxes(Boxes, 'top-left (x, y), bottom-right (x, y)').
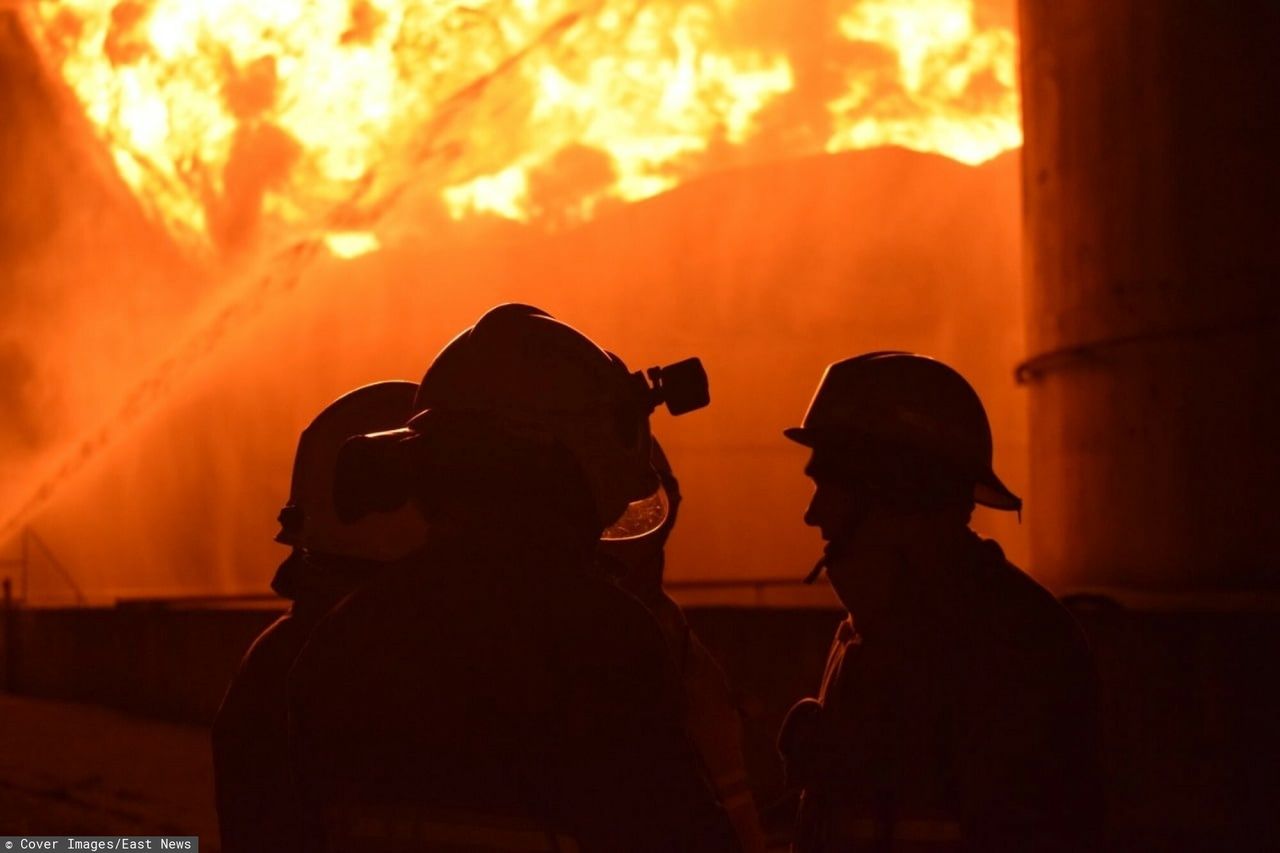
top-left (1018, 0), bottom-right (1280, 593)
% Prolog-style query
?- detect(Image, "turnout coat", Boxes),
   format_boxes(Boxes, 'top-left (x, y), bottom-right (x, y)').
top-left (783, 525), bottom-right (1103, 853)
top-left (288, 530), bottom-right (738, 853)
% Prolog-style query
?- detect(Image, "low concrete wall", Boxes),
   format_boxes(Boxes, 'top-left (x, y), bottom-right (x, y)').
top-left (1, 602), bottom-right (278, 723)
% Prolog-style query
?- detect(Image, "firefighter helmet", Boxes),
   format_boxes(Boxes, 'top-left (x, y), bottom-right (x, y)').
top-left (784, 352), bottom-right (1021, 511)
top-left (338, 305), bottom-right (708, 538)
top-left (276, 380), bottom-right (428, 561)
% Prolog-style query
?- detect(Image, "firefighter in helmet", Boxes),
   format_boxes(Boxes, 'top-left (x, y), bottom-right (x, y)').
top-left (287, 304), bottom-right (736, 852)
top-left (778, 352), bottom-right (1103, 852)
top-left (601, 438), bottom-right (769, 853)
top-left (213, 380), bottom-right (427, 853)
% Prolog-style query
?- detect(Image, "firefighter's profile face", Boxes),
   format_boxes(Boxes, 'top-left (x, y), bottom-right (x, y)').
top-left (803, 463), bottom-right (900, 617)
top-left (803, 461), bottom-right (873, 543)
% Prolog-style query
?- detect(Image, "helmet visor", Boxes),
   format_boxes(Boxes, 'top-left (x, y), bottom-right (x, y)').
top-left (600, 484), bottom-right (670, 541)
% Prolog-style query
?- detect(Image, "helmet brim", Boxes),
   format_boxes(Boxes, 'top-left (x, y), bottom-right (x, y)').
top-left (783, 426), bottom-right (818, 446)
top-left (975, 472), bottom-right (1022, 512)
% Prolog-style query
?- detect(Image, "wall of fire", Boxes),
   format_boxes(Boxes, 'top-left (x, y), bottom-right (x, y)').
top-left (1, 0), bottom-right (1030, 603)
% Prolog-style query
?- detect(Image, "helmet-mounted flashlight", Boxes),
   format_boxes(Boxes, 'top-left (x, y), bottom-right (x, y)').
top-left (633, 357), bottom-right (710, 416)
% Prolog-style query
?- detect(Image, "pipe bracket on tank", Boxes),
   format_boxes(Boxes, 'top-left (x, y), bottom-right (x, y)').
top-left (1014, 314), bottom-right (1277, 385)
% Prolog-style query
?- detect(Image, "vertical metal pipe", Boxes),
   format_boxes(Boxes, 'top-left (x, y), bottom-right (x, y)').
top-left (1018, 0), bottom-right (1280, 592)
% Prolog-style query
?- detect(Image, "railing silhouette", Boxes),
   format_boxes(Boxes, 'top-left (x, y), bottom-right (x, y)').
top-left (115, 576), bottom-right (837, 610)
top-left (0, 527), bottom-right (86, 607)
top-left (0, 527), bottom-right (833, 612)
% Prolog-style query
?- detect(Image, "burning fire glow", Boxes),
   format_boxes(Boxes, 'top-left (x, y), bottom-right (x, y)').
top-left (829, 0), bottom-right (1019, 165)
top-left (24, 0), bottom-right (1019, 255)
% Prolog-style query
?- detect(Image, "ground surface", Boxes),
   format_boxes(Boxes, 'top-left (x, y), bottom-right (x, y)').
top-left (0, 695), bottom-right (218, 847)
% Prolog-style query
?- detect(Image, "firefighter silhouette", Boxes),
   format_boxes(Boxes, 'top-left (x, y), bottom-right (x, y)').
top-left (213, 380), bottom-right (426, 853)
top-left (287, 304), bottom-right (736, 852)
top-left (779, 352), bottom-right (1103, 852)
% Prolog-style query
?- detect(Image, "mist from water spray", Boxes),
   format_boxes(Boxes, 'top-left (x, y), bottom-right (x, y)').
top-left (0, 238), bottom-right (327, 542)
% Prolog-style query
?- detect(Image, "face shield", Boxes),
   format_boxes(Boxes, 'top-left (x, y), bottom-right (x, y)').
top-left (600, 481), bottom-right (671, 541)
top-left (594, 356), bottom-right (704, 539)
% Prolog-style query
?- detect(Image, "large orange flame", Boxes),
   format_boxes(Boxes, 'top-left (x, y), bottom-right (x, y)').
top-left (828, 0), bottom-right (1019, 164)
top-left (24, 0), bottom-right (1018, 255)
